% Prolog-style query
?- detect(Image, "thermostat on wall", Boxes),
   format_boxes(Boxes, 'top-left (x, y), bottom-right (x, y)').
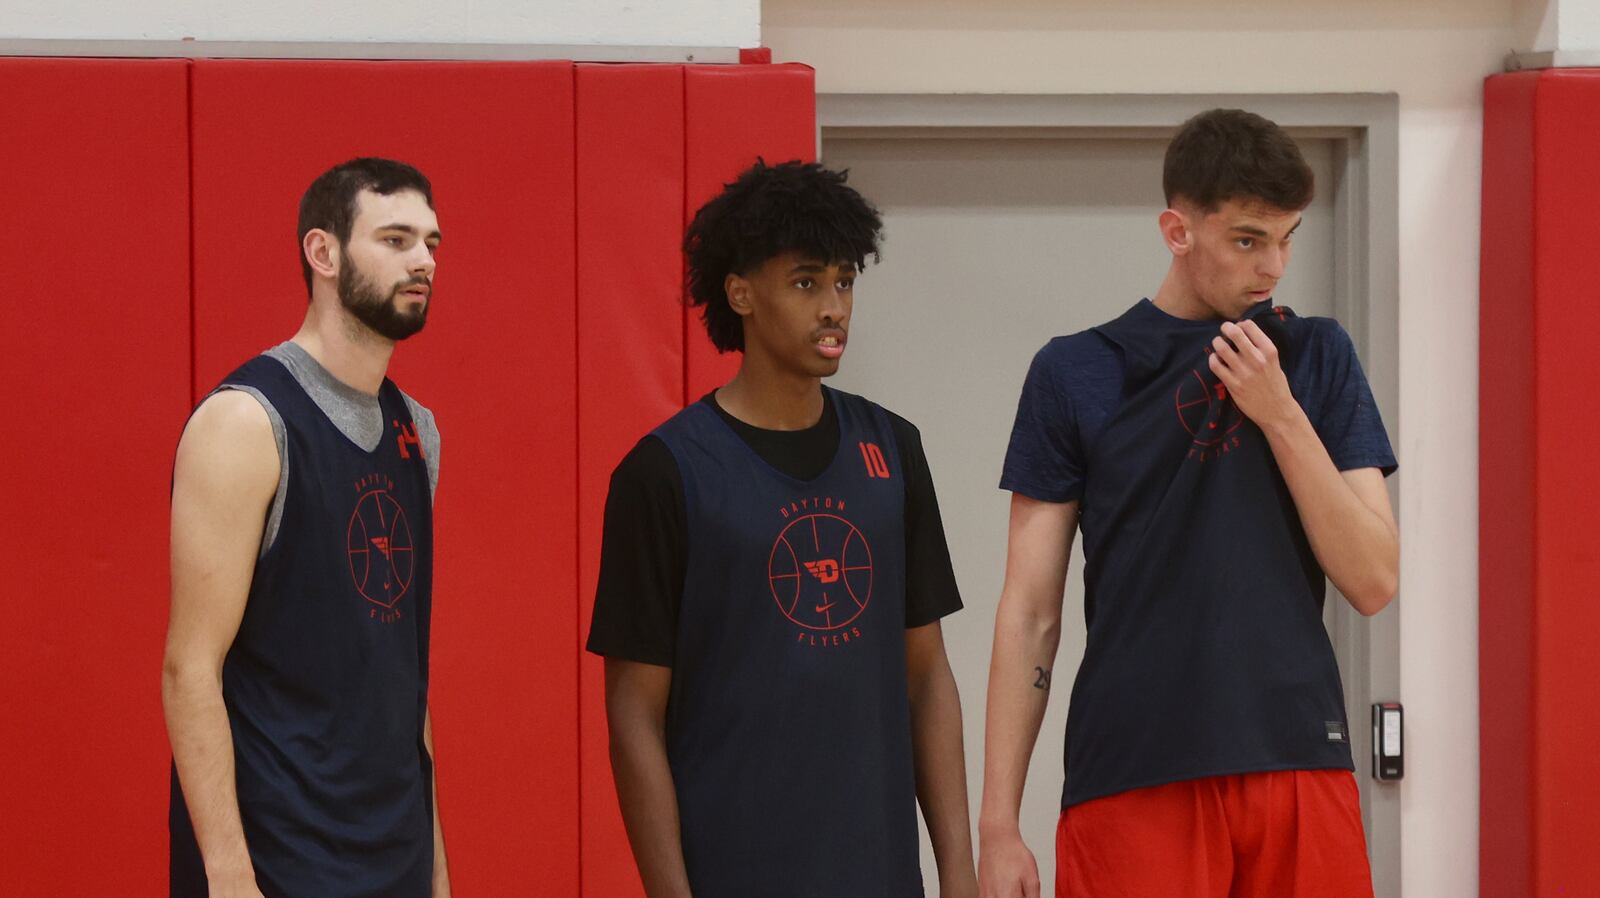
top-left (1371, 702), bottom-right (1403, 781)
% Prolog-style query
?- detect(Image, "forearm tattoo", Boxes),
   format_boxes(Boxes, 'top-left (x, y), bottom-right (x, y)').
top-left (1033, 667), bottom-right (1052, 690)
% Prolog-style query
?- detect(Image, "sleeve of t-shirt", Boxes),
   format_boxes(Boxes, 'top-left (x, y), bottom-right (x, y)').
top-left (1305, 320), bottom-right (1398, 476)
top-left (584, 436), bottom-right (686, 667)
top-left (888, 413), bottom-right (964, 628)
top-left (1000, 339), bottom-right (1085, 503)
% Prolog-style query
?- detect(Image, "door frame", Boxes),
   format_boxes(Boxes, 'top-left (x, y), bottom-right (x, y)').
top-left (816, 92), bottom-right (1403, 897)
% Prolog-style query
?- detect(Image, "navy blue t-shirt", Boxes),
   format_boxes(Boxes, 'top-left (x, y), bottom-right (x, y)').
top-left (1003, 300), bottom-right (1396, 506)
top-left (1002, 299), bottom-right (1396, 807)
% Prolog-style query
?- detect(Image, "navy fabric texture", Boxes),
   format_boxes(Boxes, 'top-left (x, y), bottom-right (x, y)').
top-left (1001, 300), bottom-right (1396, 808)
top-left (1003, 299), bottom-right (1396, 506)
top-left (170, 355), bottom-right (434, 897)
top-left (653, 386), bottom-right (924, 898)
top-left (585, 390), bottom-right (963, 668)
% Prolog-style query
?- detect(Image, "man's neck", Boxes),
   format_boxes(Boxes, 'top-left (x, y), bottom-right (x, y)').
top-left (1151, 264), bottom-right (1218, 321)
top-left (716, 353), bottom-right (824, 431)
top-left (289, 298), bottom-right (395, 396)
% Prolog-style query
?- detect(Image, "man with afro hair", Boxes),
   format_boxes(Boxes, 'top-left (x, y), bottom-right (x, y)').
top-left (587, 160), bottom-right (977, 898)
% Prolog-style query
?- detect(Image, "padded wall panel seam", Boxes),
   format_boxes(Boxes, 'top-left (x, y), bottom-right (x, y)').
top-left (574, 65), bottom-right (585, 898)
top-left (575, 62), bottom-right (686, 898)
top-left (189, 61), bottom-right (200, 406)
top-left (1480, 69), bottom-right (1539, 898)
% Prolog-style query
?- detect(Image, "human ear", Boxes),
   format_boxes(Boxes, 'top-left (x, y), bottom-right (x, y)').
top-left (725, 272), bottom-right (754, 318)
top-left (303, 229), bottom-right (340, 279)
top-left (1159, 208), bottom-right (1192, 257)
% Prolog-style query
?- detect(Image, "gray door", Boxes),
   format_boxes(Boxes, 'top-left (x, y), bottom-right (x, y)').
top-left (821, 134), bottom-right (1378, 893)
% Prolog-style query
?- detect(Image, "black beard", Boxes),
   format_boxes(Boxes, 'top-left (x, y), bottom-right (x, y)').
top-left (338, 261), bottom-right (427, 342)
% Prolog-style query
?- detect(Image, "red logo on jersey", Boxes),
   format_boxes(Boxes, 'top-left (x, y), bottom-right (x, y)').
top-left (1175, 354), bottom-right (1248, 463)
top-left (768, 513), bottom-right (874, 631)
top-left (394, 419), bottom-right (425, 460)
top-left (859, 442), bottom-right (891, 479)
top-left (1175, 359), bottom-right (1245, 456)
top-left (803, 559), bottom-right (842, 584)
top-left (347, 477), bottom-right (414, 623)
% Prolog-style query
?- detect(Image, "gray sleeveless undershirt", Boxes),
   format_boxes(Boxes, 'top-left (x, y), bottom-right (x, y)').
top-left (212, 341), bottom-right (441, 557)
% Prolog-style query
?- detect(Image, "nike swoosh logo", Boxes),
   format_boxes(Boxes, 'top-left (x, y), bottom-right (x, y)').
top-left (815, 603), bottom-right (835, 613)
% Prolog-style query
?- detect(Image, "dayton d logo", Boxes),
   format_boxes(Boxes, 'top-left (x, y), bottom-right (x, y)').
top-left (803, 559), bottom-right (841, 584)
top-left (768, 514), bottom-right (873, 630)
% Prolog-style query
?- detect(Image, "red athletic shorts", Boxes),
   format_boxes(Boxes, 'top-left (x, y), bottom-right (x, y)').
top-left (1055, 769), bottom-right (1373, 898)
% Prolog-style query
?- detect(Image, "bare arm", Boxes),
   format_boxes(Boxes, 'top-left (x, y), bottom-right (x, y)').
top-left (162, 391), bottom-right (279, 897)
top-left (905, 621), bottom-right (976, 898)
top-left (604, 658), bottom-right (693, 898)
top-left (1211, 320), bottom-right (1399, 614)
top-left (978, 496), bottom-right (1078, 898)
top-left (425, 707), bottom-right (450, 896)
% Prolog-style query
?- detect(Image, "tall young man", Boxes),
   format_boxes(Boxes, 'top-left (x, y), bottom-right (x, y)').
top-left (163, 158), bottom-right (449, 897)
top-left (978, 110), bottom-right (1399, 898)
top-left (588, 160), bottom-right (977, 898)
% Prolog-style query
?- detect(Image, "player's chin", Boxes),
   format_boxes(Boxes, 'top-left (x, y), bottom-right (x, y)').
top-left (793, 350), bottom-right (843, 377)
top-left (808, 358), bottom-right (842, 378)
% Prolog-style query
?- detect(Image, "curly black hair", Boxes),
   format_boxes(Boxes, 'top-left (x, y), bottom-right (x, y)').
top-left (684, 159), bottom-right (883, 353)
top-left (1163, 108), bottom-right (1313, 212)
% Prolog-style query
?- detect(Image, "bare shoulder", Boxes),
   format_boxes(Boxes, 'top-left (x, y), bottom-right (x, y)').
top-left (174, 390), bottom-right (279, 499)
top-left (169, 391), bottom-right (280, 649)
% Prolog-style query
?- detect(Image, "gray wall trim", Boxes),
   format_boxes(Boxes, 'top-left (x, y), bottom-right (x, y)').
top-left (0, 39), bottom-right (738, 63)
top-left (1507, 48), bottom-right (1600, 71)
top-left (819, 90), bottom-right (1403, 898)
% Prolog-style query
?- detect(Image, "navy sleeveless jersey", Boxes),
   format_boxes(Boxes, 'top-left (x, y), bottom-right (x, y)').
top-left (169, 355), bottom-right (434, 897)
top-left (1061, 301), bottom-right (1352, 808)
top-left (653, 387), bottom-right (923, 898)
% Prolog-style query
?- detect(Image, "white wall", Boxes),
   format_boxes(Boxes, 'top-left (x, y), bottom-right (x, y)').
top-left (1516, 0), bottom-right (1600, 51)
top-left (765, 1), bottom-right (1507, 895)
top-left (0, 0), bottom-right (760, 47)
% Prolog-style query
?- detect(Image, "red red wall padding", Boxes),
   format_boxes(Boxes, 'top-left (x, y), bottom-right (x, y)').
top-left (683, 63), bottom-right (818, 402)
top-left (3, 57), bottom-right (814, 892)
top-left (191, 59), bottom-right (582, 895)
top-left (1481, 68), bottom-right (1600, 896)
top-left (575, 62), bottom-right (687, 898)
top-left (0, 58), bottom-right (191, 894)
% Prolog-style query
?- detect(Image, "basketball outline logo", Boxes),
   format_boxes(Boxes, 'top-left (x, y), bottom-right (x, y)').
top-left (767, 513), bottom-right (874, 630)
top-left (346, 489), bottom-right (415, 609)
top-left (1174, 362), bottom-right (1244, 447)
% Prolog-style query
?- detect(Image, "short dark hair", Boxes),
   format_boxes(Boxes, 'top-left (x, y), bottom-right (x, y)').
top-left (297, 157), bottom-right (434, 296)
top-left (684, 159), bottom-right (883, 353)
top-left (1163, 109), bottom-right (1313, 213)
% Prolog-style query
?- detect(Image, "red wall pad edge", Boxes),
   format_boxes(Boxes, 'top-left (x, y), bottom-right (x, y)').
top-left (191, 60), bottom-right (579, 895)
top-left (575, 62), bottom-right (687, 898)
top-left (0, 58), bottom-right (190, 893)
top-left (1480, 69), bottom-right (1539, 898)
top-left (683, 63), bottom-right (818, 402)
top-left (1481, 68), bottom-right (1600, 897)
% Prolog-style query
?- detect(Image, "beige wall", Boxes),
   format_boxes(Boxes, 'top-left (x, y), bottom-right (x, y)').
top-left (764, 2), bottom-right (1512, 895)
